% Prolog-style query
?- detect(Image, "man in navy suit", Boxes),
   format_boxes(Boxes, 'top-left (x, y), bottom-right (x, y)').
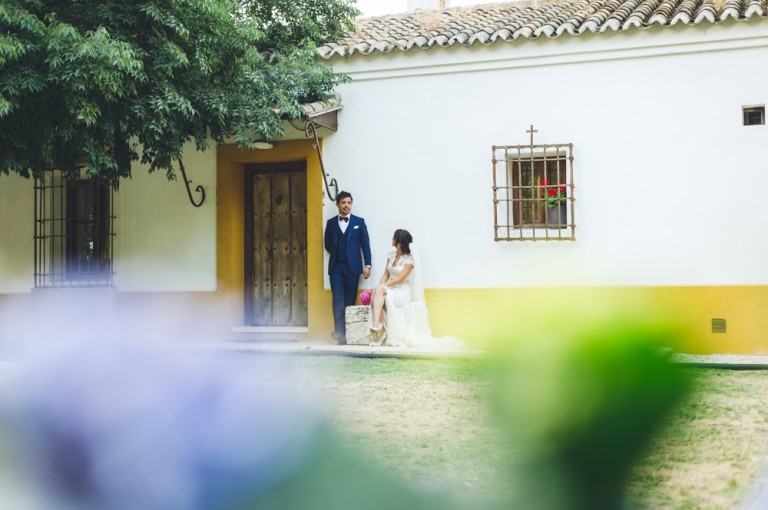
top-left (324, 191), bottom-right (372, 344)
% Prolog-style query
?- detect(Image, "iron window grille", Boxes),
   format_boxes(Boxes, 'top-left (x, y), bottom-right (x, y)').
top-left (492, 130), bottom-right (575, 241)
top-left (34, 169), bottom-right (115, 287)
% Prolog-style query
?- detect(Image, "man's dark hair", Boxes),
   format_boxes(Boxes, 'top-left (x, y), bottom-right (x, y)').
top-left (336, 191), bottom-right (353, 204)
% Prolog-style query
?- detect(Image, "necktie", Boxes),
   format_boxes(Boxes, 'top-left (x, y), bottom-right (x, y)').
top-left (339, 216), bottom-right (349, 223)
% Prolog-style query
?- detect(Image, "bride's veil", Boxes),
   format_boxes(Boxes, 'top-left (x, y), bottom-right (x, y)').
top-left (399, 242), bottom-right (465, 349)
top-left (409, 244), bottom-right (427, 304)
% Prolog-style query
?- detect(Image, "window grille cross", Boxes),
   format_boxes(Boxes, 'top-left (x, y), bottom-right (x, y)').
top-left (526, 125), bottom-right (538, 147)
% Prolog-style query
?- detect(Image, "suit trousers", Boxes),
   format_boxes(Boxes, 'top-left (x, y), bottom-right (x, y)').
top-left (330, 269), bottom-right (360, 333)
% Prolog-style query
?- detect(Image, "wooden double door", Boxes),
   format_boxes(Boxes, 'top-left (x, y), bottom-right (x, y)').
top-left (244, 162), bottom-right (308, 327)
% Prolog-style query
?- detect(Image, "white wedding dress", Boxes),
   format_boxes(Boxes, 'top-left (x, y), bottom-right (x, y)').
top-left (380, 250), bottom-right (463, 350)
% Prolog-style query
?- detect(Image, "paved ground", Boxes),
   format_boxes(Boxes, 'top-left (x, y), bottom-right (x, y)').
top-left (670, 353), bottom-right (768, 369)
top-left (196, 339), bottom-right (479, 359)
top-left (197, 340), bottom-right (768, 367)
top-left (2, 338), bottom-right (766, 366)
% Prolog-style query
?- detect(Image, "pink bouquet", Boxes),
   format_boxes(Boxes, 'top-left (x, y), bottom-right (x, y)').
top-left (359, 289), bottom-right (372, 305)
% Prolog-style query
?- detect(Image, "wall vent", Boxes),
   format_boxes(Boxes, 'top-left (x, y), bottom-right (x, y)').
top-left (711, 318), bottom-right (727, 333)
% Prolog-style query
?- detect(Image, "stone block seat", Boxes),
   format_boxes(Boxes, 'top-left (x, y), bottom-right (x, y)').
top-left (345, 305), bottom-right (372, 345)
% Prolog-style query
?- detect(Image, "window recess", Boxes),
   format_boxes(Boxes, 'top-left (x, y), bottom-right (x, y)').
top-left (743, 105), bottom-right (765, 126)
top-left (492, 127), bottom-right (575, 241)
top-left (34, 169), bottom-right (115, 288)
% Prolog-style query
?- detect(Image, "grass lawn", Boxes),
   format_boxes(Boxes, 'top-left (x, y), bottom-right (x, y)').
top-left (626, 368), bottom-right (768, 509)
top-left (231, 354), bottom-right (768, 509)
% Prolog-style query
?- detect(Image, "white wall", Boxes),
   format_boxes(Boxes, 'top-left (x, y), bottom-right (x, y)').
top-left (323, 20), bottom-right (768, 288)
top-left (0, 174), bottom-right (34, 292)
top-left (114, 143), bottom-right (216, 292)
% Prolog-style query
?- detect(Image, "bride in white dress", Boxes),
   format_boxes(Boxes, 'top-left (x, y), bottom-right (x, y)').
top-left (369, 229), bottom-right (461, 349)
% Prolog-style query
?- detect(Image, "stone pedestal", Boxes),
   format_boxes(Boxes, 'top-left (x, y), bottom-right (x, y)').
top-left (345, 305), bottom-right (372, 345)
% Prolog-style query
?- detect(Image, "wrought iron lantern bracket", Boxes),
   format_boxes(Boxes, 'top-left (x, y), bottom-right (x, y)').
top-left (178, 159), bottom-right (205, 207)
top-left (305, 120), bottom-right (339, 202)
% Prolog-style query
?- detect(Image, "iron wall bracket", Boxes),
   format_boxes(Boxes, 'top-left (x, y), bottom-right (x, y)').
top-left (305, 121), bottom-right (339, 202)
top-left (178, 159), bottom-right (205, 207)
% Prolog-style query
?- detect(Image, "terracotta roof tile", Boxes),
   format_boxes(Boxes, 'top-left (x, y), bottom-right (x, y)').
top-left (318, 0), bottom-right (768, 58)
top-left (300, 95), bottom-right (342, 117)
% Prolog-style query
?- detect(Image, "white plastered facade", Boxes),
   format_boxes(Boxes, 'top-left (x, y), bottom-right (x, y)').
top-left (322, 19), bottom-right (768, 289)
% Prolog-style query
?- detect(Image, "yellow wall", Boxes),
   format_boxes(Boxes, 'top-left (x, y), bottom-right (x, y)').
top-left (85, 281), bottom-right (768, 352)
top-left (216, 140), bottom-right (334, 340)
top-left (0, 173), bottom-right (34, 293)
top-left (115, 142), bottom-right (217, 292)
top-left (425, 285), bottom-right (768, 354)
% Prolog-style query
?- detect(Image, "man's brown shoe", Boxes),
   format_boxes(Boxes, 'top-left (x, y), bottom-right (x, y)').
top-left (331, 331), bottom-right (346, 344)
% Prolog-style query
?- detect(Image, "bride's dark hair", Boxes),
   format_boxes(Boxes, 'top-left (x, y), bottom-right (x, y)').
top-left (393, 229), bottom-right (413, 254)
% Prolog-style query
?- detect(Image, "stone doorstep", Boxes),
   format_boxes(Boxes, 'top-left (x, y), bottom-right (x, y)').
top-left (345, 305), bottom-right (372, 345)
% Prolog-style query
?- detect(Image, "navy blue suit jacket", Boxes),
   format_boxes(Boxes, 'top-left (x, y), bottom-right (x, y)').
top-left (325, 215), bottom-right (372, 275)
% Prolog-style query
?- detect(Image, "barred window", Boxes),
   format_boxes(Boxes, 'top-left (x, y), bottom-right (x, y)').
top-left (34, 169), bottom-right (115, 287)
top-left (493, 130), bottom-right (574, 241)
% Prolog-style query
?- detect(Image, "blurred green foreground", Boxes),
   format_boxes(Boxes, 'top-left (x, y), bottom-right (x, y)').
top-left (0, 293), bottom-right (694, 510)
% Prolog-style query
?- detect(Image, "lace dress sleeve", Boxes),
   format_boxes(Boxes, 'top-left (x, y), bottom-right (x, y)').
top-left (401, 253), bottom-right (415, 266)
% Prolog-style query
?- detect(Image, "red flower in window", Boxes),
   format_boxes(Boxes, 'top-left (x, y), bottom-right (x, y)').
top-left (540, 180), bottom-right (568, 208)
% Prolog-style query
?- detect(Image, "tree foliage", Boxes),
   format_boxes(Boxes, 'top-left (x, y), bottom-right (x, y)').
top-left (0, 0), bottom-right (358, 184)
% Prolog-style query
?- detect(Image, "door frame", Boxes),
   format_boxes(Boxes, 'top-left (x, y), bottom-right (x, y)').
top-left (243, 160), bottom-right (307, 326)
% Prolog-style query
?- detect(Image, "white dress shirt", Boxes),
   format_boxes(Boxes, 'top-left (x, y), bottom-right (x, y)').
top-left (338, 215), bottom-right (350, 233)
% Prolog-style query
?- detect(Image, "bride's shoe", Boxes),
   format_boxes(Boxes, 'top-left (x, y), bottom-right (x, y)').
top-left (378, 327), bottom-right (387, 345)
top-left (375, 324), bottom-right (386, 345)
top-left (369, 324), bottom-right (385, 346)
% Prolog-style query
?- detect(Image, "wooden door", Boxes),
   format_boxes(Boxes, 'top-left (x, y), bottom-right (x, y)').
top-left (245, 162), bottom-right (307, 326)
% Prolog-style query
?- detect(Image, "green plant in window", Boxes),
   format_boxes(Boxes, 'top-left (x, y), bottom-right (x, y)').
top-left (540, 179), bottom-right (567, 208)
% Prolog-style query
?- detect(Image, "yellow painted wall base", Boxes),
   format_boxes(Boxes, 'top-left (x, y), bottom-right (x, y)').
top-left (1, 285), bottom-right (765, 353)
top-left (425, 285), bottom-right (768, 354)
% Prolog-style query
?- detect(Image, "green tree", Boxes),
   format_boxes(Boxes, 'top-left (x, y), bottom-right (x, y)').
top-left (0, 0), bottom-right (358, 185)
